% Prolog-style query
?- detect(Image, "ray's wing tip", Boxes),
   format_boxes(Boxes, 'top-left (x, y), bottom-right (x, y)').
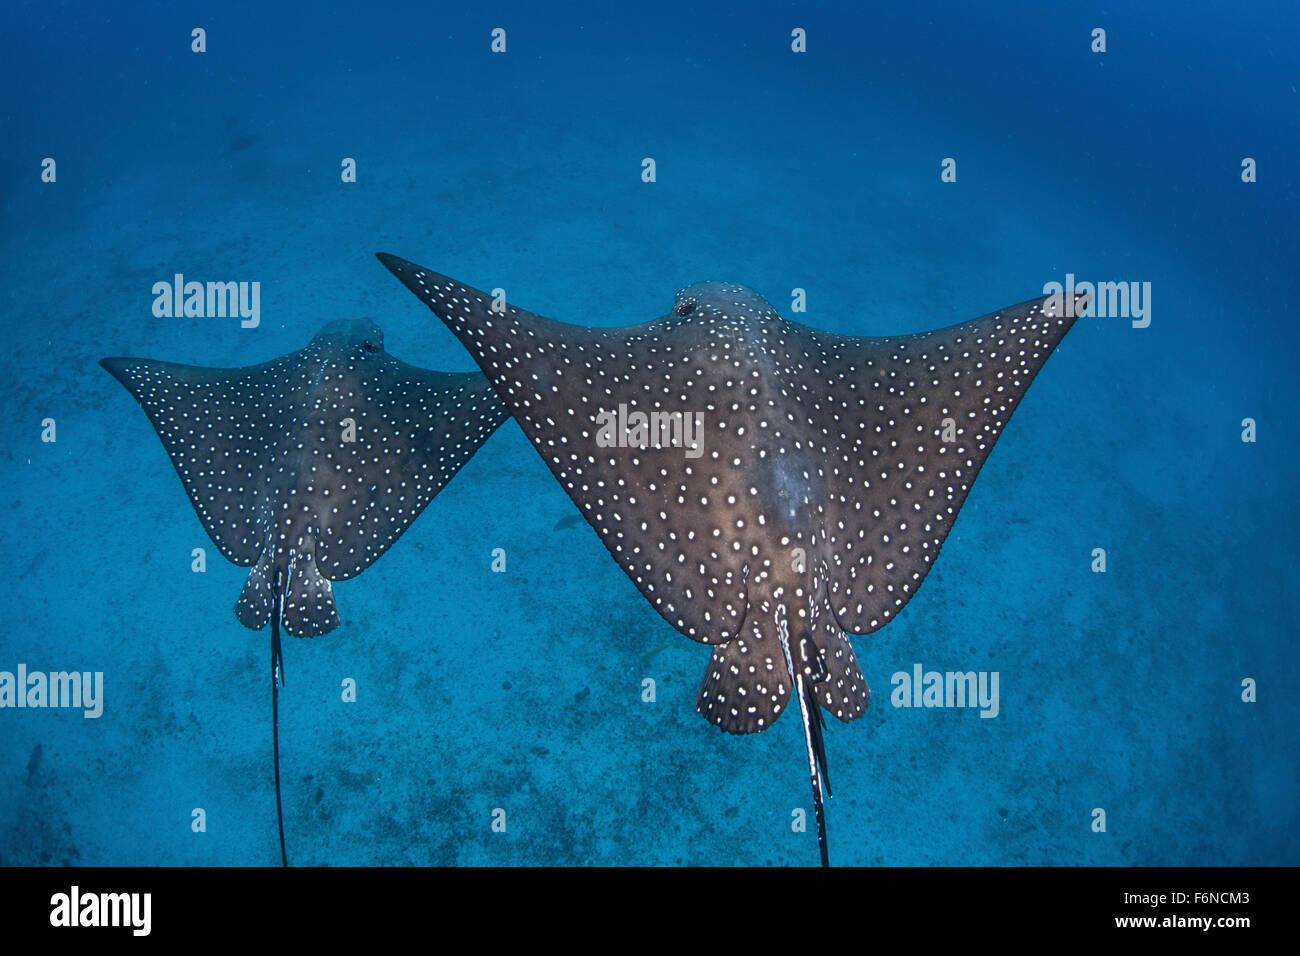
top-left (375, 252), bottom-right (426, 283)
top-left (1034, 288), bottom-right (1092, 312)
top-left (98, 357), bottom-right (131, 381)
top-left (376, 251), bottom-right (451, 297)
top-left (375, 251), bottom-right (432, 279)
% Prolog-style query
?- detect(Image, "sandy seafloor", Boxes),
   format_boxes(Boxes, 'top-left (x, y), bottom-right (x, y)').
top-left (0, 0), bottom-right (1295, 866)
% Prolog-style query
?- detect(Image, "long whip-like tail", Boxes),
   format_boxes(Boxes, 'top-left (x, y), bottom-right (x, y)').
top-left (776, 606), bottom-right (831, 867)
top-left (271, 568), bottom-right (287, 867)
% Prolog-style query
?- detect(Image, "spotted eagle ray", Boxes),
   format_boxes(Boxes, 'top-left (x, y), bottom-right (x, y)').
top-left (100, 319), bottom-right (507, 864)
top-left (378, 253), bottom-right (1087, 865)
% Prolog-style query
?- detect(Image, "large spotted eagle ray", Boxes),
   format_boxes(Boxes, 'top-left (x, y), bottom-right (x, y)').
top-left (100, 319), bottom-right (507, 864)
top-left (379, 252), bottom-right (1089, 866)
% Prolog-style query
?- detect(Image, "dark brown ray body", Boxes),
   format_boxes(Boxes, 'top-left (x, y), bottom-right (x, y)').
top-left (101, 319), bottom-right (507, 636)
top-left (101, 317), bottom-right (508, 864)
top-left (379, 252), bottom-right (1087, 864)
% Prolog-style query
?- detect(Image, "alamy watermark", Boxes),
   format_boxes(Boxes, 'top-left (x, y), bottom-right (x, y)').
top-left (0, 665), bottom-right (103, 718)
top-left (152, 273), bottom-right (260, 328)
top-left (1042, 273), bottom-right (1151, 328)
top-left (50, 886), bottom-right (150, 936)
top-left (891, 662), bottom-right (999, 718)
top-left (595, 403), bottom-right (704, 459)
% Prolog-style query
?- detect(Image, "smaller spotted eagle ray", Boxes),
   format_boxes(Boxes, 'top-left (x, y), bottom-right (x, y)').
top-left (100, 319), bottom-right (507, 864)
top-left (379, 252), bottom-right (1089, 866)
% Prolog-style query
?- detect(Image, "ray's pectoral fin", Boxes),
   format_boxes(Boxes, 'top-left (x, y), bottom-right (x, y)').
top-left (235, 537), bottom-right (340, 638)
top-left (375, 252), bottom-right (752, 647)
top-left (822, 291), bottom-right (1090, 636)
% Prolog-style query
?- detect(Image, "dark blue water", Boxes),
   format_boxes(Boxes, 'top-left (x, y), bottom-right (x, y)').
top-left (1, 0), bottom-right (1295, 866)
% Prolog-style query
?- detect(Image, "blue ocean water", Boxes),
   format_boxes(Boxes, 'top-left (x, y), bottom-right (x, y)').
top-left (0, 0), bottom-right (1295, 866)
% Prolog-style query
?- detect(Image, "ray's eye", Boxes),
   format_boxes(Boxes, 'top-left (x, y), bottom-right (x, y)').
top-left (675, 301), bottom-right (697, 317)
top-left (362, 340), bottom-right (380, 353)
